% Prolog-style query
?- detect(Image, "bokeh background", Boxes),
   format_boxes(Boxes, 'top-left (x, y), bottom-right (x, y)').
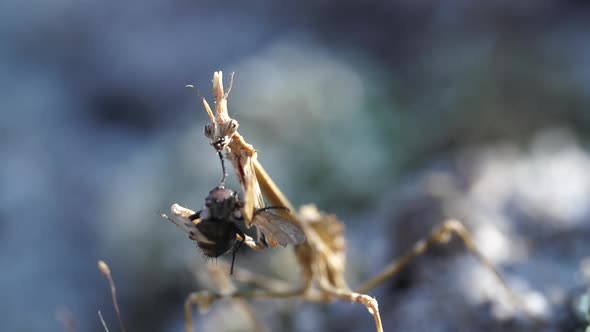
top-left (2, 1), bottom-right (590, 331)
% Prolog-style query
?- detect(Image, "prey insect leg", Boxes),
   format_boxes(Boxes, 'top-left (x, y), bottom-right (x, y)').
top-left (253, 206), bottom-right (290, 215)
top-left (236, 233), bottom-right (266, 251)
top-left (188, 211), bottom-right (202, 222)
top-left (230, 232), bottom-right (246, 275)
top-left (217, 150), bottom-right (228, 186)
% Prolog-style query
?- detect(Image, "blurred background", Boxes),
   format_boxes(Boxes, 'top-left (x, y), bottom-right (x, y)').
top-left (2, 1), bottom-right (590, 331)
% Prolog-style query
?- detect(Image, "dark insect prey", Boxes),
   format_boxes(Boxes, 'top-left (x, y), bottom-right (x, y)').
top-left (162, 152), bottom-right (306, 274)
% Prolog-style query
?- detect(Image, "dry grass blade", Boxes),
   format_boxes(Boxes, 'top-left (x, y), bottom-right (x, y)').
top-left (98, 260), bottom-right (126, 332)
top-left (98, 310), bottom-right (110, 332)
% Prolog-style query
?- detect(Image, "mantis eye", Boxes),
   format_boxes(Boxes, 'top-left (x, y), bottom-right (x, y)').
top-left (204, 124), bottom-right (214, 138)
top-left (228, 120), bottom-right (238, 132)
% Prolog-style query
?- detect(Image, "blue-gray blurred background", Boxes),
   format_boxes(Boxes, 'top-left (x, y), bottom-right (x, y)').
top-left (2, 1), bottom-right (590, 331)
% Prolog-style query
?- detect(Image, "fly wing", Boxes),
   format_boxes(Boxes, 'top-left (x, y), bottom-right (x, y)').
top-left (251, 211), bottom-right (306, 247)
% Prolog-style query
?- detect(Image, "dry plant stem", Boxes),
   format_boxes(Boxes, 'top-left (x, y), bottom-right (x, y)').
top-left (98, 310), bottom-right (110, 332)
top-left (97, 260), bottom-right (126, 332)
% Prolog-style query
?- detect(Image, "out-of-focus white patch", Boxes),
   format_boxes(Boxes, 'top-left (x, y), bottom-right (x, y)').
top-left (514, 129), bottom-right (590, 225)
top-left (461, 261), bottom-right (551, 320)
top-left (472, 221), bottom-right (518, 263)
top-left (464, 129), bottom-right (590, 228)
top-left (522, 290), bottom-right (551, 318)
top-left (468, 144), bottom-right (522, 211)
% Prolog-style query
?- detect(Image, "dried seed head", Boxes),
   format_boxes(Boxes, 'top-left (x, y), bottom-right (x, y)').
top-left (98, 260), bottom-right (111, 277)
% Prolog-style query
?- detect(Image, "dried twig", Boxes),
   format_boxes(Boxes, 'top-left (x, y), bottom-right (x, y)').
top-left (98, 260), bottom-right (126, 332)
top-left (98, 310), bottom-right (110, 332)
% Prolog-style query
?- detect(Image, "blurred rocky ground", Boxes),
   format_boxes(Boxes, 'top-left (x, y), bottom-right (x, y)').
top-left (368, 129), bottom-right (590, 332)
top-left (1, 1), bottom-right (590, 331)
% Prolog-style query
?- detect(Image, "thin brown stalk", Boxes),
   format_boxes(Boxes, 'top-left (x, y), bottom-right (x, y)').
top-left (98, 260), bottom-right (126, 332)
